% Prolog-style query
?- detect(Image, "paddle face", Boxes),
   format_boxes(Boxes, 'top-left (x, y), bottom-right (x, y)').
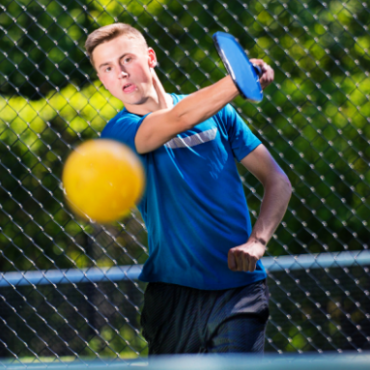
top-left (213, 32), bottom-right (263, 103)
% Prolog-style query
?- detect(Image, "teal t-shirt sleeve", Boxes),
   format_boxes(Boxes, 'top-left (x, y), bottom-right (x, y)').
top-left (101, 110), bottom-right (149, 155)
top-left (218, 104), bottom-right (261, 162)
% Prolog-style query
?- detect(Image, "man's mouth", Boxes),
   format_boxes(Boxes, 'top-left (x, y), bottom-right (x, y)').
top-left (123, 83), bottom-right (136, 93)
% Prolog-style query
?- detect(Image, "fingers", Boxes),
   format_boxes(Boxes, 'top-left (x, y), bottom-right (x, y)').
top-left (228, 248), bottom-right (258, 272)
top-left (249, 58), bottom-right (264, 67)
top-left (259, 65), bottom-right (274, 90)
top-left (228, 251), bottom-right (236, 270)
top-left (249, 58), bottom-right (275, 90)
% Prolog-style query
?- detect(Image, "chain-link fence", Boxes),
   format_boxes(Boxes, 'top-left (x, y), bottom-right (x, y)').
top-left (0, 0), bottom-right (369, 363)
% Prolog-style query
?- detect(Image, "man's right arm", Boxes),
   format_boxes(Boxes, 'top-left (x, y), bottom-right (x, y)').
top-left (135, 75), bottom-right (239, 154)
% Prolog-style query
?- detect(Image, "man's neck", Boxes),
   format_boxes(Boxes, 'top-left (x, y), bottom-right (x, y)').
top-left (125, 70), bottom-right (173, 116)
top-left (125, 91), bottom-right (173, 116)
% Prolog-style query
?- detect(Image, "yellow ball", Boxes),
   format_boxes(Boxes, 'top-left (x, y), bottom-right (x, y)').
top-left (62, 139), bottom-right (145, 223)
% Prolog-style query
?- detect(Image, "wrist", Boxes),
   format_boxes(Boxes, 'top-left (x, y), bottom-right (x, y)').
top-left (250, 236), bottom-right (267, 246)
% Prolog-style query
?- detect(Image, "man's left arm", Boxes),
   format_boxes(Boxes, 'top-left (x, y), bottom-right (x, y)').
top-left (228, 144), bottom-right (292, 272)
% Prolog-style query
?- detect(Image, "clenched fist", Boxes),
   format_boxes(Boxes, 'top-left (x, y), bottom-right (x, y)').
top-left (250, 58), bottom-right (275, 90)
top-left (228, 239), bottom-right (266, 272)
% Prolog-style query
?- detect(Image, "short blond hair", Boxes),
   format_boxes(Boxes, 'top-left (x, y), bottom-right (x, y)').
top-left (85, 23), bottom-right (148, 66)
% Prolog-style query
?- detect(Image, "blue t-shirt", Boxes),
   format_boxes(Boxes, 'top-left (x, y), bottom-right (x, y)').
top-left (101, 93), bottom-right (267, 290)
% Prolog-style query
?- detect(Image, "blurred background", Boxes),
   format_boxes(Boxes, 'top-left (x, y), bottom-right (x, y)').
top-left (0, 0), bottom-right (369, 363)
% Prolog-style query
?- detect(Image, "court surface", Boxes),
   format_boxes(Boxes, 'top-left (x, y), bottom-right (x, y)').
top-left (2, 353), bottom-right (370, 370)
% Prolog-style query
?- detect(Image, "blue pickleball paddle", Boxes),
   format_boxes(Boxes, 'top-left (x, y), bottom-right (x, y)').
top-left (213, 32), bottom-right (263, 103)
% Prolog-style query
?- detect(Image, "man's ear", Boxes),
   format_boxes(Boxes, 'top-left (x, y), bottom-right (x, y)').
top-left (148, 48), bottom-right (157, 68)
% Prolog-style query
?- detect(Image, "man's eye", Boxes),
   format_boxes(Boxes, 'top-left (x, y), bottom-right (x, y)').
top-left (105, 67), bottom-right (111, 72)
top-left (124, 57), bottom-right (131, 63)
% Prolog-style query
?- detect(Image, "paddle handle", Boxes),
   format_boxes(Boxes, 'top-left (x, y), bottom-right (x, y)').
top-left (252, 64), bottom-right (262, 78)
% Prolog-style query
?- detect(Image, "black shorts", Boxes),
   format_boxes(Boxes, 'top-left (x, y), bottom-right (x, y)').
top-left (140, 279), bottom-right (270, 354)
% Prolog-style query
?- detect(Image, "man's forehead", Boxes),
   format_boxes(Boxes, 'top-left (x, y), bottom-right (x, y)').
top-left (93, 36), bottom-right (147, 67)
top-left (107, 35), bottom-right (145, 51)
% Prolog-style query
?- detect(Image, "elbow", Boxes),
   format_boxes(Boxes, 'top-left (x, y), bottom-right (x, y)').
top-left (267, 171), bottom-right (292, 200)
top-left (279, 172), bottom-right (292, 200)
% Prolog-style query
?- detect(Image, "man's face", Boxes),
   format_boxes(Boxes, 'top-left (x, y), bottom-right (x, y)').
top-left (93, 35), bottom-right (156, 107)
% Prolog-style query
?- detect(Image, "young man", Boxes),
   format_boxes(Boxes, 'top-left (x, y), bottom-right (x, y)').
top-left (85, 23), bottom-right (292, 354)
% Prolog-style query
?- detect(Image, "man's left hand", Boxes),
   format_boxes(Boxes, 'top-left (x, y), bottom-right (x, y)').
top-left (228, 239), bottom-right (266, 272)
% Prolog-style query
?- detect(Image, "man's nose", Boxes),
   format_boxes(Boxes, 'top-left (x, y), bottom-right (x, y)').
top-left (117, 68), bottom-right (128, 79)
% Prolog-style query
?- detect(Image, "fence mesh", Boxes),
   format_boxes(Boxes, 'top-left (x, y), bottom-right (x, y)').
top-left (0, 0), bottom-right (369, 362)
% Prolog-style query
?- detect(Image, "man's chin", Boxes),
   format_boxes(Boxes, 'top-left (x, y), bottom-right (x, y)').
top-left (121, 94), bottom-right (149, 107)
